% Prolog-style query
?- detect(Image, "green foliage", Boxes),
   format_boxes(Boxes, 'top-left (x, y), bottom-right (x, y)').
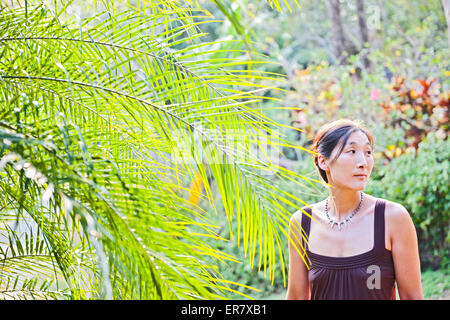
top-left (202, 216), bottom-right (288, 299)
top-left (366, 132), bottom-right (450, 270)
top-left (421, 268), bottom-right (450, 299)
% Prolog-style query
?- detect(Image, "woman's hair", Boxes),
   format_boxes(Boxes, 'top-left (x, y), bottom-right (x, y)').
top-left (312, 119), bottom-right (375, 183)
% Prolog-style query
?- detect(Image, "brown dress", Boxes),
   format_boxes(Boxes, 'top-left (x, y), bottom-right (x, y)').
top-left (301, 199), bottom-right (396, 300)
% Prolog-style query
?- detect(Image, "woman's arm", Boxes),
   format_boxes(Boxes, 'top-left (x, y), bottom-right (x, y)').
top-left (387, 202), bottom-right (424, 300)
top-left (286, 211), bottom-right (310, 300)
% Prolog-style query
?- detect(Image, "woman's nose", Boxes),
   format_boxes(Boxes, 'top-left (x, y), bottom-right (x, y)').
top-left (356, 152), bottom-right (368, 167)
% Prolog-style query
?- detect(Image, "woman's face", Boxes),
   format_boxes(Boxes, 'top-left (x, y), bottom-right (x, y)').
top-left (318, 130), bottom-right (374, 191)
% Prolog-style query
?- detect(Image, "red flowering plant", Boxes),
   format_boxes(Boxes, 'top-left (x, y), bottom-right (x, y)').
top-left (378, 76), bottom-right (449, 162)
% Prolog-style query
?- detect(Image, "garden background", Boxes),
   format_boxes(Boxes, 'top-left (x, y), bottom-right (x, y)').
top-left (0, 0), bottom-right (448, 300)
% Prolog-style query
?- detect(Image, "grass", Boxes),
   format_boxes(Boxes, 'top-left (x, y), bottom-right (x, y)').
top-left (420, 268), bottom-right (450, 300)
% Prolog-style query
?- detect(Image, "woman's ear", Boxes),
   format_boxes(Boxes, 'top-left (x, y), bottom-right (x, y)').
top-left (317, 154), bottom-right (329, 172)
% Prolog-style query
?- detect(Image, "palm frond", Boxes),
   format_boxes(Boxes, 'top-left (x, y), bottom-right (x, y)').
top-left (0, 0), bottom-right (317, 299)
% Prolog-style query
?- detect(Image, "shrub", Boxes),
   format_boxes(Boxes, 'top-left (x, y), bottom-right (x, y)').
top-left (378, 77), bottom-right (449, 161)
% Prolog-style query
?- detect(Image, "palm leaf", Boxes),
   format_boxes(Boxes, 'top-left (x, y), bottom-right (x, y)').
top-left (0, 0), bottom-right (317, 299)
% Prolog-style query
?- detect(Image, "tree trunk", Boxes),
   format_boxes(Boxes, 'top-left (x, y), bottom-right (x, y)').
top-left (328, 0), bottom-right (347, 63)
top-left (356, 0), bottom-right (371, 69)
top-left (442, 0), bottom-right (450, 47)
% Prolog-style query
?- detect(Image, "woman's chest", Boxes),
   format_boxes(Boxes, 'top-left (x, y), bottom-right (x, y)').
top-left (307, 214), bottom-right (375, 257)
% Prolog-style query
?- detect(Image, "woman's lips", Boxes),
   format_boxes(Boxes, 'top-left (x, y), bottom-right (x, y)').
top-left (354, 175), bottom-right (366, 178)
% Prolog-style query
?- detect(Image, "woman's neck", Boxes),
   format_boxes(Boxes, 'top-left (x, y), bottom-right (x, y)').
top-left (327, 189), bottom-right (363, 220)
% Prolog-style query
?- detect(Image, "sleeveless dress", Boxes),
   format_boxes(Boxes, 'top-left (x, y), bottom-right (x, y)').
top-left (300, 199), bottom-right (396, 300)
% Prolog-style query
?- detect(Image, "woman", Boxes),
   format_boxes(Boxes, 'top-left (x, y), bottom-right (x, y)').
top-left (286, 119), bottom-right (423, 300)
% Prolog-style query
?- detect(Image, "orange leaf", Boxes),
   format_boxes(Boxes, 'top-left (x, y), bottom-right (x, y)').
top-left (188, 169), bottom-right (203, 205)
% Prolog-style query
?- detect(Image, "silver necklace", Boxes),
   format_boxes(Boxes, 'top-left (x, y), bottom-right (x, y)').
top-left (325, 192), bottom-right (364, 231)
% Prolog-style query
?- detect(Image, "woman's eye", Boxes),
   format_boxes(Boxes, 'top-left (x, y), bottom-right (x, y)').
top-left (348, 150), bottom-right (372, 154)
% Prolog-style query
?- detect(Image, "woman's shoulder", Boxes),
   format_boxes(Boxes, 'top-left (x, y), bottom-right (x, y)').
top-left (378, 197), bottom-right (410, 215)
top-left (290, 200), bottom-right (324, 225)
top-left (378, 197), bottom-right (412, 226)
top-left (378, 198), bottom-right (417, 248)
